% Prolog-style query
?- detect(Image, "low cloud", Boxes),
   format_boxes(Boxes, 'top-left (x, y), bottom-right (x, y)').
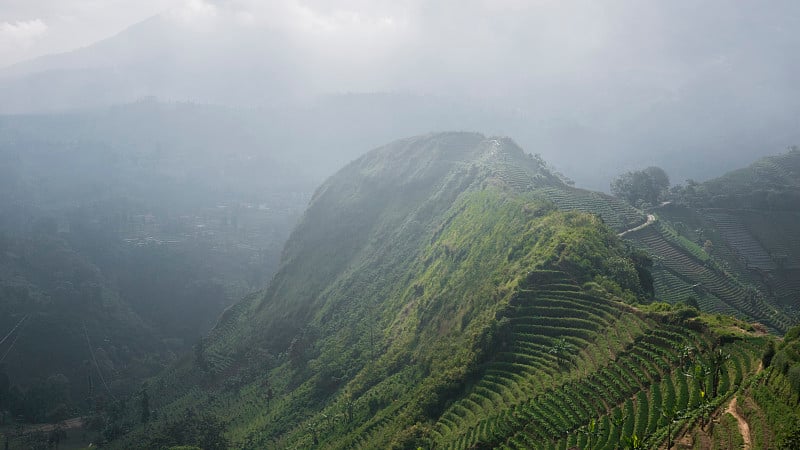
top-left (0, 19), bottom-right (48, 44)
top-left (0, 19), bottom-right (48, 65)
top-left (166, 0), bottom-right (219, 30)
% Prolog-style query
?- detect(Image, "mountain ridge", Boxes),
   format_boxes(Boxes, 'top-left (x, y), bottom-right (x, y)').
top-left (101, 132), bottom-right (782, 449)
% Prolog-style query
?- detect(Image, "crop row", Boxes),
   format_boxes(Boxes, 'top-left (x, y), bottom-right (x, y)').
top-left (631, 226), bottom-right (791, 331)
top-left (433, 271), bottom-right (649, 448)
top-left (516, 337), bottom-right (763, 450)
top-left (445, 318), bottom-right (698, 448)
top-left (706, 212), bottom-right (776, 270)
top-left (533, 187), bottom-right (645, 232)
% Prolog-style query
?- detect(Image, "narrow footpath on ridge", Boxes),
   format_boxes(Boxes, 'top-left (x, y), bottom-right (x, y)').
top-left (725, 396), bottom-right (751, 450)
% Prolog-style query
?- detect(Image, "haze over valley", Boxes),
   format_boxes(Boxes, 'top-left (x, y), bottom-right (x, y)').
top-left (1, 1), bottom-right (800, 449)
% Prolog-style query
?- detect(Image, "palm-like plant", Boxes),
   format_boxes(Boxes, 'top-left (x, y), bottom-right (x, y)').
top-left (659, 407), bottom-right (687, 449)
top-left (709, 348), bottom-right (730, 398)
top-left (579, 418), bottom-right (602, 449)
top-left (548, 338), bottom-right (570, 368)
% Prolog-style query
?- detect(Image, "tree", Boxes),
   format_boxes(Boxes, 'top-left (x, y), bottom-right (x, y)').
top-left (623, 433), bottom-right (644, 449)
top-left (148, 409), bottom-right (229, 450)
top-left (709, 348), bottom-right (730, 399)
top-left (611, 167), bottom-right (670, 208)
top-left (548, 338), bottom-right (570, 367)
top-left (660, 407), bottom-right (686, 449)
top-left (193, 337), bottom-right (208, 372)
top-left (579, 418), bottom-right (602, 448)
top-left (702, 240), bottom-right (714, 255)
top-left (140, 387), bottom-right (150, 424)
top-left (762, 340), bottom-right (776, 369)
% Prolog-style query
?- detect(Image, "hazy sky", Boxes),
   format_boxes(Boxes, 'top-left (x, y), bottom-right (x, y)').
top-left (3, 1), bottom-right (798, 99)
top-left (3, 1), bottom-right (799, 131)
top-left (2, 0), bottom-right (799, 189)
top-left (0, 1), bottom-right (173, 67)
top-left (1, 0), bottom-right (416, 68)
top-left (2, 1), bottom-right (793, 75)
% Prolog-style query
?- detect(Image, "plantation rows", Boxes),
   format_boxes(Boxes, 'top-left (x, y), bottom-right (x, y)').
top-left (653, 221), bottom-right (709, 263)
top-left (737, 210), bottom-right (800, 269)
top-left (753, 158), bottom-right (798, 187)
top-left (706, 212), bottom-right (775, 271)
top-left (774, 275), bottom-right (800, 304)
top-left (716, 155), bottom-right (798, 191)
top-left (650, 269), bottom-right (694, 304)
top-left (629, 226), bottom-right (791, 332)
top-left (649, 269), bottom-right (743, 318)
top-left (492, 162), bottom-right (540, 192)
top-left (432, 271), bottom-right (651, 449)
top-left (502, 335), bottom-right (763, 450)
top-left (533, 187), bottom-right (645, 232)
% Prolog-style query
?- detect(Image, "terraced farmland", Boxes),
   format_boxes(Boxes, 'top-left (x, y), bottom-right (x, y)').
top-left (650, 269), bottom-right (743, 317)
top-left (736, 210), bottom-right (800, 270)
top-left (432, 270), bottom-right (645, 448)
top-left (650, 269), bottom-right (695, 305)
top-left (628, 225), bottom-right (792, 332)
top-left (532, 187), bottom-right (646, 233)
top-left (752, 157), bottom-right (800, 188)
top-left (430, 270), bottom-right (765, 449)
top-left (774, 274), bottom-right (800, 307)
top-left (705, 211), bottom-right (776, 271)
top-left (480, 149), bottom-right (645, 234)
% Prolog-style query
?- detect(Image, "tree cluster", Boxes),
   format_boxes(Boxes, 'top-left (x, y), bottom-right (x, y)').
top-left (611, 167), bottom-right (670, 208)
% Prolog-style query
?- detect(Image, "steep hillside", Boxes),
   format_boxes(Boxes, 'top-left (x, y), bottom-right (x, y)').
top-left (87, 133), bottom-right (771, 450)
top-left (728, 325), bottom-right (800, 449)
top-left (623, 148), bottom-right (800, 333)
top-left (0, 229), bottom-right (167, 423)
top-left (693, 147), bottom-right (800, 208)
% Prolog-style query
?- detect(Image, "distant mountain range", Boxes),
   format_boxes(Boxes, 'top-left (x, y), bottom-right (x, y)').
top-left (3, 7), bottom-right (800, 191)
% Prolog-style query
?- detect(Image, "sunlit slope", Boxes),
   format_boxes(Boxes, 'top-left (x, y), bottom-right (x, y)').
top-left (111, 132), bottom-right (774, 449)
top-left (431, 272), bottom-right (764, 449)
top-left (736, 325), bottom-right (800, 448)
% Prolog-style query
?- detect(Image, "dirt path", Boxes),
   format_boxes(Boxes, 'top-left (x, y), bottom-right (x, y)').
top-left (618, 214), bottom-right (656, 237)
top-left (725, 396), bottom-right (751, 450)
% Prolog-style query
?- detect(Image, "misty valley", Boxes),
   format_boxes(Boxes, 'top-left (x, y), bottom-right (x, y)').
top-left (2, 123), bottom-right (800, 449)
top-left (2, 1), bottom-right (800, 449)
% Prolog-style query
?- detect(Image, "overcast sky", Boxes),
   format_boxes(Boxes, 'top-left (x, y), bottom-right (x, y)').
top-left (1, 0), bottom-right (419, 68)
top-left (3, 0), bottom-right (799, 120)
top-left (0, 0), bottom-right (175, 67)
top-left (2, 1), bottom-right (793, 74)
top-left (1, 0), bottom-right (799, 188)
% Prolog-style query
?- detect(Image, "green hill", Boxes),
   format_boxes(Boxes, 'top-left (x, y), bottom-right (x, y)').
top-left (737, 324), bottom-right (800, 448)
top-left (691, 147), bottom-right (800, 209)
top-left (618, 148), bottom-right (800, 335)
top-left (84, 132), bottom-right (783, 449)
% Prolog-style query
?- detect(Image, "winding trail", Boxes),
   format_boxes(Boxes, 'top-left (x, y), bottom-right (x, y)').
top-left (725, 396), bottom-right (751, 449)
top-left (618, 214), bottom-right (656, 237)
